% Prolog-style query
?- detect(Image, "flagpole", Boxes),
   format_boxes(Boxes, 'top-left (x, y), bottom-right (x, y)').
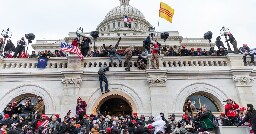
top-left (156, 1), bottom-right (161, 38)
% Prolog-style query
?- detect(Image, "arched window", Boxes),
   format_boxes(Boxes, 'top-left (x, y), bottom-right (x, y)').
top-left (186, 93), bottom-right (220, 112)
top-left (113, 22), bottom-right (115, 28)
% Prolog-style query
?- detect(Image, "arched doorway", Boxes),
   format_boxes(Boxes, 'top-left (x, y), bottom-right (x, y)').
top-left (2, 93), bottom-right (45, 115)
top-left (97, 95), bottom-right (133, 116)
top-left (99, 98), bottom-right (132, 116)
top-left (0, 85), bottom-right (55, 114)
top-left (185, 92), bottom-right (220, 112)
top-left (87, 84), bottom-right (143, 115)
top-left (174, 83), bottom-right (228, 112)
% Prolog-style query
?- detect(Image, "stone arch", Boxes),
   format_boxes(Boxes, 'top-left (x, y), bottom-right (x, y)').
top-left (174, 82), bottom-right (229, 112)
top-left (0, 84), bottom-right (55, 114)
top-left (87, 84), bottom-right (143, 115)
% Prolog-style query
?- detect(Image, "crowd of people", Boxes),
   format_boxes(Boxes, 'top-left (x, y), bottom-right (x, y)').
top-left (1, 97), bottom-right (256, 134)
top-left (1, 34), bottom-right (255, 69)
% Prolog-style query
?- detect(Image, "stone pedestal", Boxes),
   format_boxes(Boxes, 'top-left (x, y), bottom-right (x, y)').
top-left (147, 70), bottom-right (168, 117)
top-left (67, 54), bottom-right (82, 70)
top-left (227, 54), bottom-right (244, 67)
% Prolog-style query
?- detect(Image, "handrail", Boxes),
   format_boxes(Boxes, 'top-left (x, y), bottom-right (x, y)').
top-left (0, 55), bottom-right (251, 70)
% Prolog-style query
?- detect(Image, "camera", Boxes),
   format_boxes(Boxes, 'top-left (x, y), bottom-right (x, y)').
top-left (90, 31), bottom-right (99, 39)
top-left (25, 33), bottom-right (35, 43)
top-left (161, 32), bottom-right (169, 42)
top-left (204, 31), bottom-right (213, 43)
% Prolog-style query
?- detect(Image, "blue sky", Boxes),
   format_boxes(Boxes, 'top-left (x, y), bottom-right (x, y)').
top-left (1, 0), bottom-right (256, 51)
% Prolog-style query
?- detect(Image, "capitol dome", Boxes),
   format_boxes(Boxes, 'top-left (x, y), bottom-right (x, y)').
top-left (96, 0), bottom-right (152, 33)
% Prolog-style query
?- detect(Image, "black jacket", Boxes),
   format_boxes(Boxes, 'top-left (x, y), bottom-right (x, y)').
top-left (239, 110), bottom-right (256, 131)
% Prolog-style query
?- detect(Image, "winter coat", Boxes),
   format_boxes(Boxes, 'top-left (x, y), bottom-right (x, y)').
top-left (239, 110), bottom-right (256, 131)
top-left (225, 103), bottom-right (239, 118)
top-left (151, 43), bottom-right (159, 54)
top-left (4, 41), bottom-right (15, 52)
top-left (124, 47), bottom-right (132, 59)
top-left (33, 100), bottom-right (44, 115)
top-left (199, 111), bottom-right (214, 130)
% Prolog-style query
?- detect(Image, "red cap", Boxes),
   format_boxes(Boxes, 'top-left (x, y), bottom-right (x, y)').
top-left (240, 107), bottom-right (246, 111)
top-left (243, 44), bottom-right (248, 47)
top-left (106, 127), bottom-right (111, 132)
top-left (4, 114), bottom-right (9, 119)
top-left (148, 124), bottom-right (153, 129)
top-left (42, 114), bottom-right (46, 117)
top-left (54, 114), bottom-right (60, 119)
top-left (133, 113), bottom-right (138, 116)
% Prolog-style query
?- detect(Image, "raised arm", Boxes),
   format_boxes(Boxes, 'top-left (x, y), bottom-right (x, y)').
top-left (115, 37), bottom-right (122, 48)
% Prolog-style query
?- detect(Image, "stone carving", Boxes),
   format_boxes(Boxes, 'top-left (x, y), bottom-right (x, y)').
top-left (147, 76), bottom-right (167, 87)
top-left (62, 78), bottom-right (82, 87)
top-left (233, 76), bottom-right (254, 86)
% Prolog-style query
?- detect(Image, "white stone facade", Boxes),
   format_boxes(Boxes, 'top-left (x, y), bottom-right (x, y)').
top-left (0, 0), bottom-right (255, 119)
top-left (0, 54), bottom-right (255, 117)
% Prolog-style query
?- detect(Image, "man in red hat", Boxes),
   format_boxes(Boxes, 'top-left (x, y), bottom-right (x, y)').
top-left (180, 45), bottom-right (189, 56)
top-left (237, 107), bottom-right (246, 126)
top-left (36, 114), bottom-right (49, 132)
top-left (238, 104), bottom-right (256, 133)
top-left (224, 99), bottom-right (239, 125)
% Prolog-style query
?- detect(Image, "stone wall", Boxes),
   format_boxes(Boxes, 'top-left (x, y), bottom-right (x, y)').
top-left (0, 54), bottom-right (255, 117)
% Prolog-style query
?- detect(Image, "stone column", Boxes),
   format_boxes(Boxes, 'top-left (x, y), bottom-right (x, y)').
top-left (60, 55), bottom-right (83, 117)
top-left (232, 70), bottom-right (255, 107)
top-left (147, 70), bottom-right (168, 117)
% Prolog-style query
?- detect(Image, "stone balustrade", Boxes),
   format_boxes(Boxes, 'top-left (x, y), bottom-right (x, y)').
top-left (0, 58), bottom-right (68, 69)
top-left (161, 56), bottom-right (230, 68)
top-left (0, 54), bottom-right (250, 70)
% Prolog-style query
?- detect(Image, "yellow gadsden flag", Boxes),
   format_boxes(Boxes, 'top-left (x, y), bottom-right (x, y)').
top-left (159, 2), bottom-right (175, 23)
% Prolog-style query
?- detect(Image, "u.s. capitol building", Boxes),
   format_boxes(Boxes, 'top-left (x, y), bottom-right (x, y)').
top-left (0, 0), bottom-right (255, 124)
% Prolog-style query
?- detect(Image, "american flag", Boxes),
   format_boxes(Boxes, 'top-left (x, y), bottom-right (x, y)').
top-left (40, 120), bottom-right (49, 134)
top-left (60, 41), bottom-right (83, 60)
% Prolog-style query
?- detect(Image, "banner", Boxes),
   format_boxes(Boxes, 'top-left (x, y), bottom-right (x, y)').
top-left (159, 2), bottom-right (175, 23)
top-left (37, 57), bottom-right (48, 68)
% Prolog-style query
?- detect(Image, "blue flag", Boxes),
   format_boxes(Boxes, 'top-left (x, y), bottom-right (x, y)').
top-left (37, 57), bottom-right (48, 68)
